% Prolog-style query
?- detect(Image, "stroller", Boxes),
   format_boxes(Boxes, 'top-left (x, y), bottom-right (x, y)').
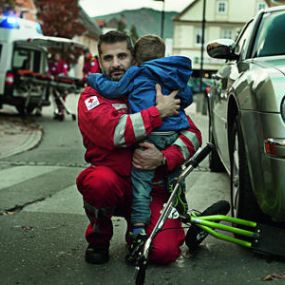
top-left (130, 143), bottom-right (285, 285)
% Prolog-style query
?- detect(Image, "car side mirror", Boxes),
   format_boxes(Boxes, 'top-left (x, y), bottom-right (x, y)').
top-left (207, 39), bottom-right (239, 60)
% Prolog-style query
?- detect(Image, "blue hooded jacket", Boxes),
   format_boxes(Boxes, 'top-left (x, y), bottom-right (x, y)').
top-left (88, 56), bottom-right (193, 132)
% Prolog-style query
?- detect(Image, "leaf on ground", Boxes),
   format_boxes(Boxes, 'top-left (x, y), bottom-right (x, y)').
top-left (262, 273), bottom-right (285, 281)
top-left (21, 226), bottom-right (34, 232)
top-left (0, 210), bottom-right (17, 216)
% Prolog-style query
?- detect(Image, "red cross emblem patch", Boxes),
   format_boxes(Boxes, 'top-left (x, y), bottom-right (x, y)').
top-left (85, 96), bottom-right (99, 111)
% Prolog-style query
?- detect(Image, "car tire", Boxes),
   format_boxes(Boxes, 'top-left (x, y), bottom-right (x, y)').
top-left (209, 118), bottom-right (225, 172)
top-left (230, 115), bottom-right (265, 223)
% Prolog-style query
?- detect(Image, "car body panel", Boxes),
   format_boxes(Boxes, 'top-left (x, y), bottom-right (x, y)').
top-left (207, 6), bottom-right (285, 222)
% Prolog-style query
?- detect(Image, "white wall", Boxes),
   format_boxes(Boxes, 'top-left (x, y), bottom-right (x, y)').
top-left (173, 0), bottom-right (268, 71)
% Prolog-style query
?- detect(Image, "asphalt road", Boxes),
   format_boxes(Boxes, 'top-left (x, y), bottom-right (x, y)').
top-left (0, 95), bottom-right (284, 285)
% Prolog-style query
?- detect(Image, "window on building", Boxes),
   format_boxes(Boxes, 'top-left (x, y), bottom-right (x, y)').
top-left (221, 28), bottom-right (233, 39)
top-left (257, 2), bottom-right (267, 12)
top-left (195, 28), bottom-right (202, 45)
top-left (193, 57), bottom-right (199, 64)
top-left (217, 1), bottom-right (228, 14)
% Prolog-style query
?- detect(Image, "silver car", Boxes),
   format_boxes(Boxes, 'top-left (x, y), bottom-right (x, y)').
top-left (206, 6), bottom-right (285, 224)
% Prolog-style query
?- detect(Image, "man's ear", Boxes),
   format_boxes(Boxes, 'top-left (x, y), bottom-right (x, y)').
top-left (131, 57), bottom-right (137, 66)
top-left (98, 57), bottom-right (103, 72)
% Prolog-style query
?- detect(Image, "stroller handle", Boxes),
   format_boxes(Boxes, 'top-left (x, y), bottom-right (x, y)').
top-left (185, 142), bottom-right (214, 167)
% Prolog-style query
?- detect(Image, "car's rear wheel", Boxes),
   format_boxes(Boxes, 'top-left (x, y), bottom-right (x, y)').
top-left (209, 117), bottom-right (225, 172)
top-left (230, 115), bottom-right (264, 222)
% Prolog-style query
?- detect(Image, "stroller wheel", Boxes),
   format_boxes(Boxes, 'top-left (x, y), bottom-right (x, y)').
top-left (186, 200), bottom-right (230, 251)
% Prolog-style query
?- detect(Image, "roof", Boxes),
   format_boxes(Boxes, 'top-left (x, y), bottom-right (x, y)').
top-left (173, 0), bottom-right (199, 20)
top-left (79, 6), bottom-right (101, 39)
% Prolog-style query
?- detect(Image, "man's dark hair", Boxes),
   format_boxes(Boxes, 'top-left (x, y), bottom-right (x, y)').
top-left (134, 34), bottom-right (165, 65)
top-left (97, 31), bottom-right (133, 55)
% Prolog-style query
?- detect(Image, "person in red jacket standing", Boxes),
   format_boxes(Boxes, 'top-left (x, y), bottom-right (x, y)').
top-left (48, 52), bottom-right (69, 77)
top-left (76, 31), bottom-right (202, 265)
top-left (48, 52), bottom-right (69, 120)
top-left (82, 51), bottom-right (100, 83)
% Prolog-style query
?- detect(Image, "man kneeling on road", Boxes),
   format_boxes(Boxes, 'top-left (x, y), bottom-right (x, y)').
top-left (76, 31), bottom-right (202, 265)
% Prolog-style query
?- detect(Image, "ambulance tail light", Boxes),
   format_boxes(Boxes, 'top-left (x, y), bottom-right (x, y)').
top-left (5, 72), bottom-right (14, 86)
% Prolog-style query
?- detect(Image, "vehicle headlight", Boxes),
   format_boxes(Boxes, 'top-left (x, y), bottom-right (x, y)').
top-left (282, 96), bottom-right (285, 122)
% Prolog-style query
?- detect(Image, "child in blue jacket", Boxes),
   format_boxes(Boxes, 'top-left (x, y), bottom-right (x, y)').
top-left (88, 34), bottom-right (193, 239)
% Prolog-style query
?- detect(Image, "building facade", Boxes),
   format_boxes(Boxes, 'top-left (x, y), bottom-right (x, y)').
top-left (173, 0), bottom-right (268, 76)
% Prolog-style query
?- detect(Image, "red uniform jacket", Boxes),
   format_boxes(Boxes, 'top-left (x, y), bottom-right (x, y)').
top-left (48, 59), bottom-right (69, 76)
top-left (82, 57), bottom-right (100, 81)
top-left (77, 86), bottom-right (202, 177)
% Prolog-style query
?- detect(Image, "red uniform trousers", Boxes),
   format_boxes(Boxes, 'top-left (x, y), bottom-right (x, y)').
top-left (76, 165), bottom-right (185, 265)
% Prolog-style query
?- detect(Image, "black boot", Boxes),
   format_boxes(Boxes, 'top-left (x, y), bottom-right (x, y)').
top-left (85, 244), bottom-right (109, 264)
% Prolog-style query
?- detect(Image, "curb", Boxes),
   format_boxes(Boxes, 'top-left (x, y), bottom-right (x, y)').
top-left (0, 129), bottom-right (43, 160)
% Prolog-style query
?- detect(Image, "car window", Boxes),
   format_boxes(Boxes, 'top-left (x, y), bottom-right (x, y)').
top-left (234, 20), bottom-right (254, 60)
top-left (252, 10), bottom-right (285, 57)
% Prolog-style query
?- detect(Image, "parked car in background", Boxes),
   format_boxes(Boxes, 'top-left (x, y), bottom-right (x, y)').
top-left (188, 77), bottom-right (214, 94)
top-left (206, 6), bottom-right (285, 224)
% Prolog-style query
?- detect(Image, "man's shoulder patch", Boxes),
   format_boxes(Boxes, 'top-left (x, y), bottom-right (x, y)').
top-left (85, 96), bottom-right (100, 111)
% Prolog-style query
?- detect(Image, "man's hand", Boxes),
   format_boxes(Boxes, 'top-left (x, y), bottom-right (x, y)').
top-left (132, 141), bottom-right (164, 170)
top-left (155, 84), bottom-right (180, 118)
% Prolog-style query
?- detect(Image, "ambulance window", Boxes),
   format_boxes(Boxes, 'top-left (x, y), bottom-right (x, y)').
top-left (33, 51), bottom-right (41, 72)
top-left (13, 49), bottom-right (31, 70)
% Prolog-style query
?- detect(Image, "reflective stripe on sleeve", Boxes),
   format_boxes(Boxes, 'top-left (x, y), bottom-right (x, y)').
top-left (130, 112), bottom-right (147, 141)
top-left (181, 130), bottom-right (200, 151)
top-left (174, 138), bottom-right (190, 160)
top-left (174, 131), bottom-right (200, 160)
top-left (114, 115), bottom-right (128, 147)
top-left (113, 113), bottom-right (147, 147)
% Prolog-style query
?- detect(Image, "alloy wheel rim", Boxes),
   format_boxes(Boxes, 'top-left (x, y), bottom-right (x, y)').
top-left (232, 131), bottom-right (240, 217)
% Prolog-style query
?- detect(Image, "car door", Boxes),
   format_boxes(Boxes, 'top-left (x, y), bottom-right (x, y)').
top-left (212, 20), bottom-right (255, 170)
top-left (212, 62), bottom-right (233, 171)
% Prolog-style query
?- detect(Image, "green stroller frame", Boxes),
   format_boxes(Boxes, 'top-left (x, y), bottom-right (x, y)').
top-left (133, 143), bottom-right (285, 285)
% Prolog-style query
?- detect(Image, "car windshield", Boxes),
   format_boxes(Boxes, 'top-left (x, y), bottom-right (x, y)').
top-left (252, 10), bottom-right (285, 57)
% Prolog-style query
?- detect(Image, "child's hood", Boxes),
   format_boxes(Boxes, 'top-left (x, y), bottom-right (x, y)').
top-left (141, 56), bottom-right (192, 89)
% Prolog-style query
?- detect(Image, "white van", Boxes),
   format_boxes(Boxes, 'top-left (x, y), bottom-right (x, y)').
top-left (0, 15), bottom-right (85, 114)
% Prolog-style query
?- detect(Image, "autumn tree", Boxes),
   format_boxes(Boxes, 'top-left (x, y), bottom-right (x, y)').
top-left (35, 0), bottom-right (86, 65)
top-left (35, 0), bottom-right (85, 38)
top-left (0, 0), bottom-right (15, 14)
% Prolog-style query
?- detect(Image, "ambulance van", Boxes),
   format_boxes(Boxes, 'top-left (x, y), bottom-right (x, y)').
top-left (0, 15), bottom-right (51, 114)
top-left (0, 15), bottom-right (85, 115)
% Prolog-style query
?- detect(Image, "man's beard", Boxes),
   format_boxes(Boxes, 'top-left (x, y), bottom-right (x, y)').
top-left (109, 68), bottom-right (126, 81)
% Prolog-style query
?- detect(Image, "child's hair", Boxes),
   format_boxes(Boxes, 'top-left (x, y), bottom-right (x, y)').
top-left (134, 34), bottom-right (165, 65)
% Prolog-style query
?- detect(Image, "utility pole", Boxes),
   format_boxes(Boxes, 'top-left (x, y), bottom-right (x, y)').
top-left (200, 0), bottom-right (206, 92)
